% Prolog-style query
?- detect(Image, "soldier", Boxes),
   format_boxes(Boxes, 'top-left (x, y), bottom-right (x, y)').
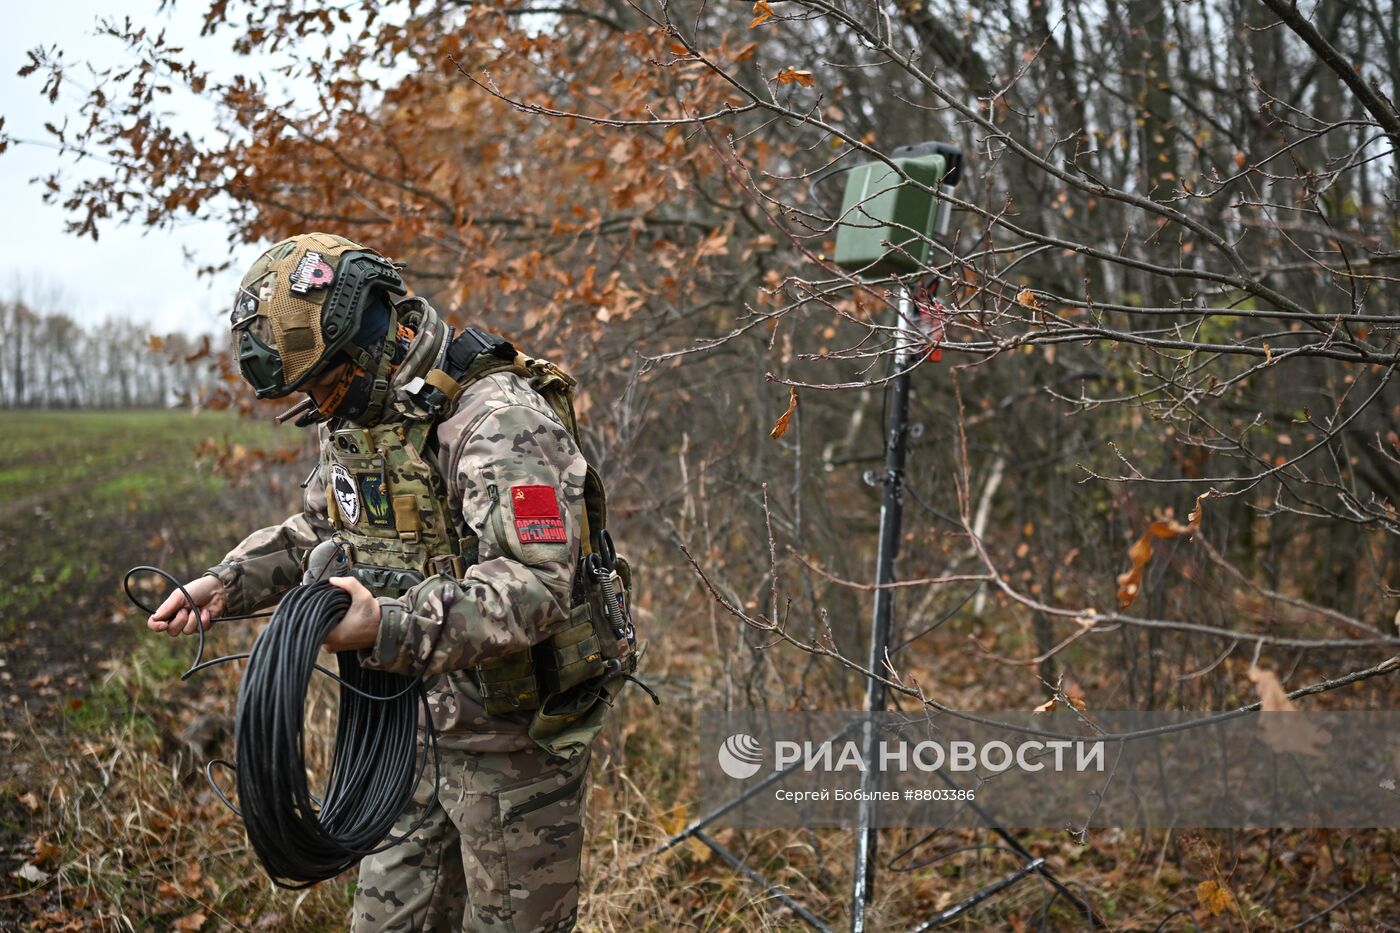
top-left (146, 232), bottom-right (617, 932)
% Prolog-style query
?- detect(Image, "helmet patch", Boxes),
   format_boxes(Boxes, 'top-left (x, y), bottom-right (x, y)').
top-left (290, 251), bottom-right (336, 295)
top-left (231, 292), bottom-right (259, 326)
top-left (331, 462), bottom-right (361, 524)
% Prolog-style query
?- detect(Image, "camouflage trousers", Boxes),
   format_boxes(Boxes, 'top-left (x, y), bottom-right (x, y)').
top-left (351, 743), bottom-right (589, 932)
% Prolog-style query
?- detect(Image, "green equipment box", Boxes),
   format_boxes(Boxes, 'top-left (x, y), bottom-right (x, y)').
top-left (832, 153), bottom-right (948, 279)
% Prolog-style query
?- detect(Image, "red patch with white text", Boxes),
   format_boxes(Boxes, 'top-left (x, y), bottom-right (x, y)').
top-left (511, 484), bottom-right (567, 543)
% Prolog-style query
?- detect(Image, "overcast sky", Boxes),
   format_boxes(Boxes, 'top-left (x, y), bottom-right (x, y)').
top-left (1, 1), bottom-right (269, 337)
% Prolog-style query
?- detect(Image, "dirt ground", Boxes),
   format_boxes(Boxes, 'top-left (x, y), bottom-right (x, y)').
top-left (0, 409), bottom-right (304, 928)
top-left (3, 410), bottom-right (1398, 931)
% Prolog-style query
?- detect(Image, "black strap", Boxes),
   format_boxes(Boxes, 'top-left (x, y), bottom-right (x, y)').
top-left (443, 327), bottom-right (516, 381)
top-left (409, 326), bottom-right (516, 424)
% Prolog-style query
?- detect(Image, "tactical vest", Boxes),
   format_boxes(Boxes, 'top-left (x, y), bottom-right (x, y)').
top-left (318, 328), bottom-right (639, 738)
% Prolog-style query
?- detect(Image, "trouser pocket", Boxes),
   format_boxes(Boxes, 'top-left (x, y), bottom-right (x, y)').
top-left (491, 751), bottom-right (589, 933)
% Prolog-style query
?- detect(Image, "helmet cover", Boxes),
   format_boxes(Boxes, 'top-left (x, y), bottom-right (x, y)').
top-left (229, 232), bottom-right (407, 398)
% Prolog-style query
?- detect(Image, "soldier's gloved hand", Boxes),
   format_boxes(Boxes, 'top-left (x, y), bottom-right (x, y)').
top-left (147, 575), bottom-right (227, 638)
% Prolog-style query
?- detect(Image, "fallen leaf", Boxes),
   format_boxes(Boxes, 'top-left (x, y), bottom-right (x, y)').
top-left (1115, 491), bottom-right (1213, 609)
top-left (32, 835), bottom-right (60, 865)
top-left (687, 835), bottom-right (713, 863)
top-left (1196, 879), bottom-right (1234, 916)
top-left (174, 913), bottom-right (207, 932)
top-left (659, 802), bottom-right (687, 836)
top-left (13, 863), bottom-right (49, 885)
top-left (17, 791), bottom-right (40, 812)
top-left (770, 388), bottom-right (798, 439)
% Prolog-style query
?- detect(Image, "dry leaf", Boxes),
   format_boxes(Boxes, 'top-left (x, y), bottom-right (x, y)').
top-left (1115, 491), bottom-right (1213, 609)
top-left (17, 791), bottom-right (40, 812)
top-left (774, 67), bottom-right (815, 87)
top-left (1249, 666), bottom-right (1296, 713)
top-left (749, 0), bottom-right (775, 27)
top-left (174, 913), bottom-right (207, 932)
top-left (1248, 666), bottom-right (1331, 757)
top-left (12, 863), bottom-right (49, 885)
top-left (1196, 879), bottom-right (1234, 916)
top-left (1033, 698), bottom-right (1057, 713)
top-left (31, 835), bottom-right (60, 865)
top-left (770, 388), bottom-right (798, 438)
top-left (1015, 287), bottom-right (1040, 309)
top-left (659, 802), bottom-right (688, 836)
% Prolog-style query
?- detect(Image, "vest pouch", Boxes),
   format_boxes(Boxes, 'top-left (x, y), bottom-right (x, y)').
top-left (535, 605), bottom-right (606, 695)
top-left (582, 558), bottom-right (636, 671)
top-left (615, 554), bottom-right (633, 595)
top-left (528, 676), bottom-right (614, 762)
top-left (351, 564), bottom-right (424, 598)
top-left (475, 650), bottom-right (542, 715)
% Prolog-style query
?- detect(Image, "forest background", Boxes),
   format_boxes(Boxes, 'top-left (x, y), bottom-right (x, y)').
top-left (2, 0), bottom-right (1400, 928)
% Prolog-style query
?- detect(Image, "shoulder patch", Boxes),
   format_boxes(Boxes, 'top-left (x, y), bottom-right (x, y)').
top-left (331, 462), bottom-right (361, 524)
top-left (511, 484), bottom-right (566, 543)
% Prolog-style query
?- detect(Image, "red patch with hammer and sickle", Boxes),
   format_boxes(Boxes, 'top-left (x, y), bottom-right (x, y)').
top-left (511, 485), bottom-right (567, 543)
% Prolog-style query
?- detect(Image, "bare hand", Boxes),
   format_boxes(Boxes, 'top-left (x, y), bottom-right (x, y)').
top-left (148, 575), bottom-right (227, 638)
top-left (324, 576), bottom-right (382, 652)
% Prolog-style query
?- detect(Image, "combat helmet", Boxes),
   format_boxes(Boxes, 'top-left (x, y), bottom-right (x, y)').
top-left (229, 232), bottom-right (407, 402)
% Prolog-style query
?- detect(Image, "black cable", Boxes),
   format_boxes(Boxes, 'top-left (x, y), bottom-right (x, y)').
top-left (124, 564), bottom-right (272, 680)
top-left (124, 568), bottom-right (439, 889)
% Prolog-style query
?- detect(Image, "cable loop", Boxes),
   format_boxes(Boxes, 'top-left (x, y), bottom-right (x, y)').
top-left (124, 568), bottom-right (440, 888)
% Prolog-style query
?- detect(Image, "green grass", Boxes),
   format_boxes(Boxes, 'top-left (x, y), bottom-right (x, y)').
top-left (0, 408), bottom-right (310, 637)
top-left (0, 408), bottom-right (287, 502)
top-left (0, 408), bottom-right (326, 928)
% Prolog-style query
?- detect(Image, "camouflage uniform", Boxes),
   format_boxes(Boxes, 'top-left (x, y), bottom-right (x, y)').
top-left (353, 744), bottom-right (588, 932)
top-left (207, 295), bottom-right (592, 930)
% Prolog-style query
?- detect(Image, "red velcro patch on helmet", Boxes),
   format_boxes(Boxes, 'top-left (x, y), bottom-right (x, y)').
top-left (510, 485), bottom-right (567, 544)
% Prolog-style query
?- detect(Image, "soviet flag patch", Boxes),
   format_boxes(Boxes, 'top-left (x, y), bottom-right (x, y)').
top-left (511, 484), bottom-right (567, 543)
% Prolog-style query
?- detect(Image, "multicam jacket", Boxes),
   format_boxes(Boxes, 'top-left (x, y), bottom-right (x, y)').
top-left (206, 298), bottom-right (588, 752)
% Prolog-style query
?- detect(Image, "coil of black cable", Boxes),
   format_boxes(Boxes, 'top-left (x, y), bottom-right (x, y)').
top-left (234, 581), bottom-right (433, 888)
